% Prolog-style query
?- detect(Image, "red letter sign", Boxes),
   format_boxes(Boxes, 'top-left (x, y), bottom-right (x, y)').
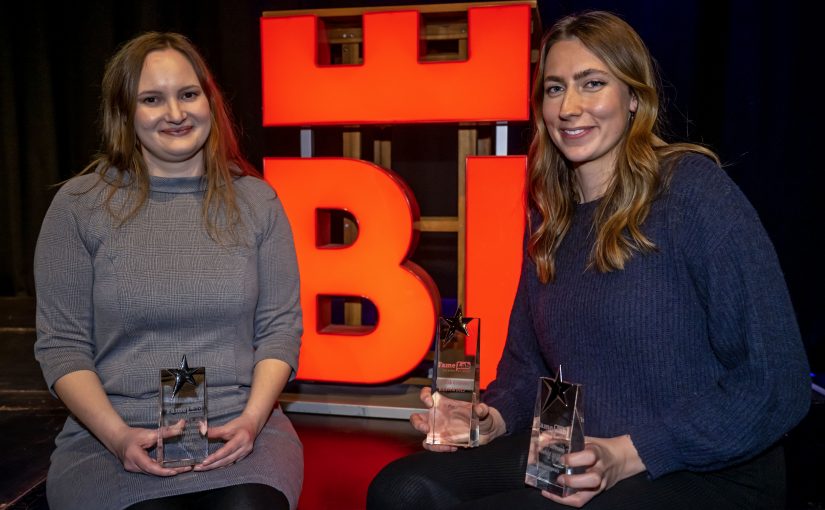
top-left (264, 158), bottom-right (439, 383)
top-left (465, 156), bottom-right (526, 388)
top-left (261, 4), bottom-right (531, 386)
top-left (261, 5), bottom-right (531, 125)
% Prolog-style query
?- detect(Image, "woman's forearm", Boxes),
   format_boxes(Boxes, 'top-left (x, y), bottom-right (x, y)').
top-left (53, 370), bottom-right (129, 452)
top-left (240, 358), bottom-right (292, 434)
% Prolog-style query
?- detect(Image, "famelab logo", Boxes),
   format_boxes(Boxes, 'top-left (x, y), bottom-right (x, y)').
top-left (438, 361), bottom-right (472, 372)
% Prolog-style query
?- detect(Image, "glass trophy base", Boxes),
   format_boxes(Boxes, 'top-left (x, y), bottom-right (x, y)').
top-left (524, 436), bottom-right (578, 496)
top-left (427, 390), bottom-right (479, 447)
top-left (525, 469), bottom-right (577, 496)
top-left (158, 414), bottom-right (208, 467)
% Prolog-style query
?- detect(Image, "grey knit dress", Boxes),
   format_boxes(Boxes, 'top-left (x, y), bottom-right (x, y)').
top-left (34, 171), bottom-right (303, 510)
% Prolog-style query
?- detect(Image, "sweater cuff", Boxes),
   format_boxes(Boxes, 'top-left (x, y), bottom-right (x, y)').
top-left (627, 421), bottom-right (684, 479)
top-left (482, 391), bottom-right (520, 435)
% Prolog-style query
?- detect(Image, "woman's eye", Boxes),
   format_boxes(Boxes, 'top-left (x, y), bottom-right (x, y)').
top-left (141, 96), bottom-right (158, 105)
top-left (545, 85), bottom-right (563, 96)
top-left (584, 80), bottom-right (606, 89)
top-left (182, 91), bottom-right (200, 100)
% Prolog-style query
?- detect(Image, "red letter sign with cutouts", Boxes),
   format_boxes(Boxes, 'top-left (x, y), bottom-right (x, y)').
top-left (261, 5), bottom-right (530, 125)
top-left (264, 158), bottom-right (439, 383)
top-left (261, 4), bottom-right (531, 386)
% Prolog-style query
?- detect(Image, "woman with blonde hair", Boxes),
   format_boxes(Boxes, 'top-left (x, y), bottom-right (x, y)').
top-left (368, 11), bottom-right (809, 509)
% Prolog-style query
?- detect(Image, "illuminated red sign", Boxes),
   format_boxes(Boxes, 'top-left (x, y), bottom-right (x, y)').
top-left (261, 4), bottom-right (530, 387)
top-left (261, 5), bottom-right (531, 125)
top-left (465, 156), bottom-right (525, 387)
top-left (264, 158), bottom-right (439, 384)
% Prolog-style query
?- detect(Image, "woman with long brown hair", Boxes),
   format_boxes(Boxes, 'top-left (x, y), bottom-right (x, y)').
top-left (34, 32), bottom-right (303, 510)
top-left (368, 11), bottom-right (809, 509)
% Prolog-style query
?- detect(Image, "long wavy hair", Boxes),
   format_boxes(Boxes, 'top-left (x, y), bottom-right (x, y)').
top-left (79, 31), bottom-right (258, 240)
top-left (527, 11), bottom-right (718, 283)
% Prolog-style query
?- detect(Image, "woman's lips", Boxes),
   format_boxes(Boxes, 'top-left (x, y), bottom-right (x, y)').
top-left (162, 126), bottom-right (193, 136)
top-left (560, 127), bottom-right (592, 139)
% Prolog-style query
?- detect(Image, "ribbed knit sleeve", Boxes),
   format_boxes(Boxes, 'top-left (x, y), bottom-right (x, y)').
top-left (627, 156), bottom-right (810, 477)
top-left (482, 251), bottom-right (551, 433)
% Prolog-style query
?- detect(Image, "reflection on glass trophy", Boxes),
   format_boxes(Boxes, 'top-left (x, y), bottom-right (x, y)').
top-left (158, 355), bottom-right (208, 467)
top-left (525, 367), bottom-right (584, 496)
top-left (426, 306), bottom-right (481, 448)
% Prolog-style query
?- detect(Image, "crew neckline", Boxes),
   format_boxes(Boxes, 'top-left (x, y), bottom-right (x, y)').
top-left (576, 197), bottom-right (602, 210)
top-left (149, 175), bottom-right (207, 194)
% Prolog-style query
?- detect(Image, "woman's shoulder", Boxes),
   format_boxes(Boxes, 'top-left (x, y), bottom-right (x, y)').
top-left (231, 176), bottom-right (285, 232)
top-left (663, 152), bottom-right (750, 212)
top-left (50, 170), bottom-right (117, 211)
top-left (666, 152), bottom-right (728, 191)
top-left (661, 152), bottom-right (764, 248)
top-left (233, 174), bottom-right (277, 202)
top-left (56, 171), bottom-right (106, 194)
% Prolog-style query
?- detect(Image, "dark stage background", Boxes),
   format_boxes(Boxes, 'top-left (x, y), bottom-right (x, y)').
top-left (1, 0), bottom-right (821, 373)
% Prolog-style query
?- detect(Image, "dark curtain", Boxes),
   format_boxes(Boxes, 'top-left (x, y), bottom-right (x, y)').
top-left (0, 0), bottom-right (270, 295)
top-left (1, 0), bottom-right (821, 369)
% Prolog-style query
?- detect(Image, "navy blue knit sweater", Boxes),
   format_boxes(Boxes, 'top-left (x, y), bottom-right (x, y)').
top-left (483, 154), bottom-right (810, 479)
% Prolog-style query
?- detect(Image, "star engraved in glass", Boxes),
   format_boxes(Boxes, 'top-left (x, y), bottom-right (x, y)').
top-left (525, 366), bottom-right (584, 496)
top-left (158, 354), bottom-right (208, 467)
top-left (427, 306), bottom-right (482, 448)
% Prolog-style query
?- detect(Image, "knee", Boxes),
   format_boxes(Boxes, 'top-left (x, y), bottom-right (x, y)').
top-left (367, 460), bottom-right (414, 510)
top-left (367, 457), bottom-right (455, 510)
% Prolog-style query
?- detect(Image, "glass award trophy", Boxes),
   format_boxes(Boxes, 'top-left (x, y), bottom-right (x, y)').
top-left (157, 355), bottom-right (208, 467)
top-left (426, 306), bottom-right (481, 448)
top-left (525, 367), bottom-right (584, 496)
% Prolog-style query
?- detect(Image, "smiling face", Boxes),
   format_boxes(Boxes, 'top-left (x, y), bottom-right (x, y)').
top-left (134, 48), bottom-right (211, 177)
top-left (542, 38), bottom-right (638, 193)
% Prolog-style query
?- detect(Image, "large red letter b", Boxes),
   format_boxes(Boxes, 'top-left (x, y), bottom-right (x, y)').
top-left (265, 158), bottom-right (439, 384)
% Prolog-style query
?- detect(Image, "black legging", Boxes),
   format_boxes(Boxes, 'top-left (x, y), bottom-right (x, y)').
top-left (367, 431), bottom-right (787, 510)
top-left (125, 483), bottom-right (289, 510)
